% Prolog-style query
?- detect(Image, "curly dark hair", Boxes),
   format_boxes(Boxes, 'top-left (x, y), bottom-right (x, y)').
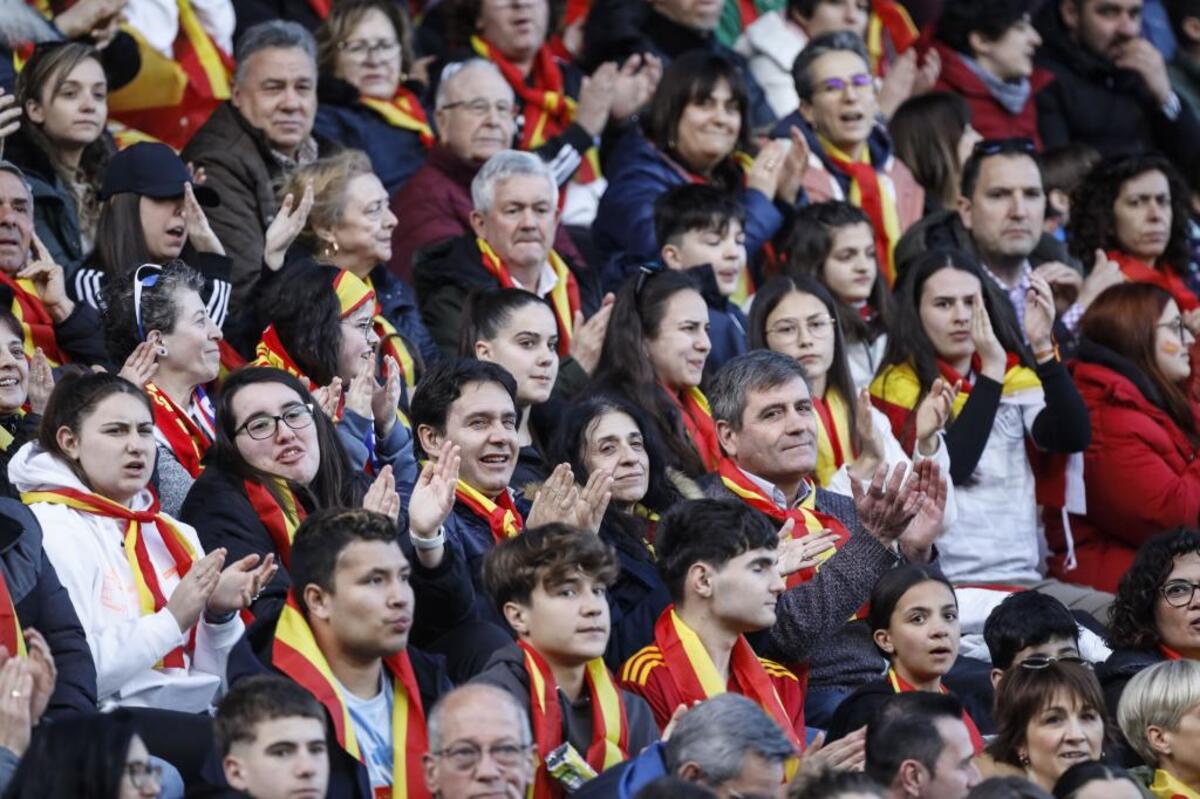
top-left (1108, 527), bottom-right (1200, 650)
top-left (1066, 153), bottom-right (1191, 271)
top-left (101, 259), bottom-right (206, 366)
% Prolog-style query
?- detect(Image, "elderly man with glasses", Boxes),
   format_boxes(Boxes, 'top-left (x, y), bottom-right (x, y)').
top-left (423, 684), bottom-right (536, 799)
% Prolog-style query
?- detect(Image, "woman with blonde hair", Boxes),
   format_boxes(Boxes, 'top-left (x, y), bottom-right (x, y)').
top-left (1117, 659), bottom-right (1200, 798)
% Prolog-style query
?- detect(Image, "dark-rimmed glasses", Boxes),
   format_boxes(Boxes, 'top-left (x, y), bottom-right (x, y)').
top-left (431, 741), bottom-right (533, 772)
top-left (236, 403), bottom-right (315, 440)
top-left (1160, 579), bottom-right (1200, 608)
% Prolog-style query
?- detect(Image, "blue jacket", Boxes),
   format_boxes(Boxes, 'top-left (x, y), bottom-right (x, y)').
top-left (573, 741), bottom-right (668, 799)
top-left (0, 499), bottom-right (96, 716)
top-left (599, 516), bottom-right (671, 670)
top-left (593, 131), bottom-right (783, 293)
top-left (314, 76), bottom-right (429, 195)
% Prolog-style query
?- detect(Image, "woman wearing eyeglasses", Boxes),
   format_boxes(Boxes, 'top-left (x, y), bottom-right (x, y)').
top-left (986, 660), bottom-right (1110, 792)
top-left (312, 0), bottom-right (431, 195)
top-left (748, 274), bottom-right (951, 495)
top-left (1101, 529), bottom-right (1200, 734)
top-left (869, 249), bottom-right (1092, 601)
top-left (7, 371), bottom-right (275, 777)
top-left (1068, 154), bottom-right (1198, 330)
top-left (827, 565), bottom-right (984, 753)
top-left (782, 201), bottom-right (895, 393)
top-left (98, 261), bottom-right (222, 517)
top-left (1042, 284), bottom-right (1200, 594)
top-left (589, 269), bottom-right (719, 478)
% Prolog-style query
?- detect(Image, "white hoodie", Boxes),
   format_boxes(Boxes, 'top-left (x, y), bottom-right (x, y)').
top-left (8, 442), bottom-right (243, 712)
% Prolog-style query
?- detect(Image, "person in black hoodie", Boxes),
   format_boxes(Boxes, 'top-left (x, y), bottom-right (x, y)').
top-left (1034, 0), bottom-right (1200, 171)
top-left (473, 524), bottom-right (659, 794)
top-left (224, 508), bottom-right (454, 799)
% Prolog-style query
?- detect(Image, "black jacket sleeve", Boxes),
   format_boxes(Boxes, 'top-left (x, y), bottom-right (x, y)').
top-left (22, 552), bottom-right (97, 716)
top-left (400, 536), bottom-right (479, 650)
top-left (54, 302), bottom-right (110, 368)
top-left (1030, 357), bottom-right (1091, 452)
top-left (943, 376), bottom-right (1003, 485)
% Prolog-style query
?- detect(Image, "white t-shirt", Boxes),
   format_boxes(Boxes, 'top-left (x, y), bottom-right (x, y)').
top-left (340, 673), bottom-right (394, 792)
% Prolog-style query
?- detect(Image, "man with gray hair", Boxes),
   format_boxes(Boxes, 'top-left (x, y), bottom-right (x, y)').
top-left (771, 30), bottom-right (925, 284)
top-left (423, 683), bottom-right (536, 799)
top-left (704, 350), bottom-right (947, 727)
top-left (391, 59), bottom-right (587, 280)
top-left (182, 19), bottom-right (337, 307)
top-left (413, 148), bottom-right (610, 392)
top-left (575, 694), bottom-right (795, 798)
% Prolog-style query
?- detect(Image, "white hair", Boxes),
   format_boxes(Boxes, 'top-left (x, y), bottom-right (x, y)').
top-left (470, 150), bottom-right (558, 214)
top-left (426, 684), bottom-right (531, 751)
top-left (435, 58), bottom-right (512, 110)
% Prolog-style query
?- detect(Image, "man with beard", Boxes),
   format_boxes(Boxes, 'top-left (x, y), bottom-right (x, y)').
top-left (1034, 0), bottom-right (1200, 169)
top-left (413, 150), bottom-right (611, 393)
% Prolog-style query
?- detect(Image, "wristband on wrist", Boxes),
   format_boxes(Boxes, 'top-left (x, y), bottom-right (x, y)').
top-left (411, 526), bottom-right (445, 550)
top-left (204, 609), bottom-right (237, 625)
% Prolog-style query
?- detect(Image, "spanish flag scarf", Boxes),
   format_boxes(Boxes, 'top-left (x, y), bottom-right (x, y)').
top-left (175, 0), bottom-right (232, 102)
top-left (716, 458), bottom-right (850, 589)
top-left (866, 0), bottom-right (918, 76)
top-left (362, 276), bottom-right (417, 398)
top-left (477, 238), bottom-right (580, 358)
top-left (145, 383), bottom-right (215, 479)
top-left (0, 273), bottom-right (65, 365)
top-left (1150, 768), bottom-right (1200, 799)
top-left (243, 479), bottom-right (307, 569)
top-left (519, 640), bottom-right (629, 798)
top-left (870, 354), bottom-right (1041, 453)
top-left (21, 487), bottom-right (197, 668)
top-left (254, 326), bottom-right (314, 388)
top-left (361, 87), bottom-right (435, 150)
top-left (0, 570), bottom-right (26, 658)
top-left (669, 386), bottom-right (722, 472)
top-left (273, 592), bottom-right (430, 798)
top-left (654, 608), bottom-right (803, 752)
top-left (468, 36), bottom-right (600, 184)
top-left (887, 668), bottom-right (985, 754)
top-left (454, 480), bottom-right (523, 543)
top-left (813, 389), bottom-right (857, 488)
top-left (817, 136), bottom-right (903, 287)
top-left (1106, 250), bottom-right (1199, 312)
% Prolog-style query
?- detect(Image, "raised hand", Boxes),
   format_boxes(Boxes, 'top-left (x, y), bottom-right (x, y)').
top-left (23, 628), bottom-right (55, 725)
top-left (569, 293), bottom-right (615, 375)
top-left (344, 358), bottom-right (375, 421)
top-left (167, 549), bottom-right (225, 630)
top-left (1114, 38), bottom-right (1173, 104)
top-left (526, 463), bottom-right (580, 528)
top-left (1023, 272), bottom-right (1056, 356)
top-left (0, 90), bottom-right (20, 145)
top-left (19, 233), bottom-right (73, 322)
top-left (209, 552), bottom-right (278, 615)
top-left (775, 518), bottom-right (840, 577)
top-left (914, 47), bottom-right (941, 95)
top-left (1033, 261), bottom-right (1083, 316)
top-left (0, 655), bottom-right (33, 757)
top-left (971, 292), bottom-right (1006, 380)
top-left (575, 467), bottom-right (613, 533)
top-left (897, 460), bottom-right (948, 563)
top-left (117, 341), bottom-right (160, 387)
top-left (803, 726), bottom-right (866, 773)
top-left (848, 388), bottom-right (887, 481)
top-left (776, 126), bottom-right (810, 205)
top-left (850, 462), bottom-right (925, 547)
top-left (610, 54), bottom-right (662, 120)
top-left (408, 442), bottom-right (461, 538)
top-left (313, 377), bottom-right (343, 420)
top-left (1078, 248), bottom-right (1126, 310)
top-left (877, 49), bottom-right (918, 118)
top-left (576, 63), bottom-right (617, 137)
top-left (746, 138), bottom-right (791, 199)
top-left (371, 355), bottom-right (402, 437)
top-left (362, 464), bottom-right (401, 523)
top-left (914, 377), bottom-right (958, 455)
top-left (27, 348), bottom-right (54, 415)
top-left (183, 182), bottom-right (225, 255)
top-left (264, 182), bottom-right (314, 271)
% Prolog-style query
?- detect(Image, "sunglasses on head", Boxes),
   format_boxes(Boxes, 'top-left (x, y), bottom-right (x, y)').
top-left (132, 263), bottom-right (163, 341)
top-left (1019, 655), bottom-right (1091, 670)
top-left (972, 138), bottom-right (1037, 158)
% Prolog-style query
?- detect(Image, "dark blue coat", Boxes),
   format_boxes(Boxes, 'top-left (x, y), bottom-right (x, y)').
top-left (593, 131), bottom-right (783, 294)
top-left (314, 76), bottom-right (429, 195)
top-left (599, 516), bottom-right (671, 670)
top-left (0, 499), bottom-right (96, 717)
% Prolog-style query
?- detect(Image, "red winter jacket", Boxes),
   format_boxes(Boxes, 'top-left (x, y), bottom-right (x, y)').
top-left (1046, 347), bottom-right (1200, 593)
top-left (930, 41), bottom-right (1054, 148)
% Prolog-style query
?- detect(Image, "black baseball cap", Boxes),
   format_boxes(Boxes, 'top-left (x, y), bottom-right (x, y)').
top-left (100, 142), bottom-right (219, 206)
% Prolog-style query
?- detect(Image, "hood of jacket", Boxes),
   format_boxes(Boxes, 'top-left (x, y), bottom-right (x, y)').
top-left (1073, 337), bottom-right (1172, 413)
top-left (0, 498), bottom-right (44, 606)
top-left (7, 441), bottom-right (158, 513)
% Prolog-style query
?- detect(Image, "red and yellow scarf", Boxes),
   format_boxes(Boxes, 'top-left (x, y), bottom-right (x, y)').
top-left (887, 667), bottom-right (984, 754)
top-left (273, 591), bottom-right (430, 798)
top-left (253, 326), bottom-right (315, 388)
top-left (0, 570), bottom-right (26, 658)
top-left (670, 387), bottom-right (722, 473)
top-left (519, 640), bottom-right (628, 798)
top-left (655, 608), bottom-right (803, 752)
top-left (469, 35), bottom-right (600, 184)
top-left (866, 0), bottom-right (918, 76)
top-left (813, 389), bottom-right (857, 488)
top-left (244, 479), bottom-right (307, 569)
top-left (0, 273), bottom-right (65, 365)
top-left (717, 459), bottom-right (850, 589)
top-left (455, 481), bottom-right (523, 543)
top-left (817, 136), bottom-right (903, 287)
top-left (1150, 768), bottom-right (1200, 799)
top-left (145, 383), bottom-right (214, 479)
top-left (477, 238), bottom-right (580, 358)
top-left (361, 275), bottom-right (417, 404)
top-left (21, 487), bottom-right (197, 668)
top-left (1107, 250), bottom-right (1199, 312)
top-left (361, 87), bottom-right (435, 150)
top-left (870, 354), bottom-right (1041, 453)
